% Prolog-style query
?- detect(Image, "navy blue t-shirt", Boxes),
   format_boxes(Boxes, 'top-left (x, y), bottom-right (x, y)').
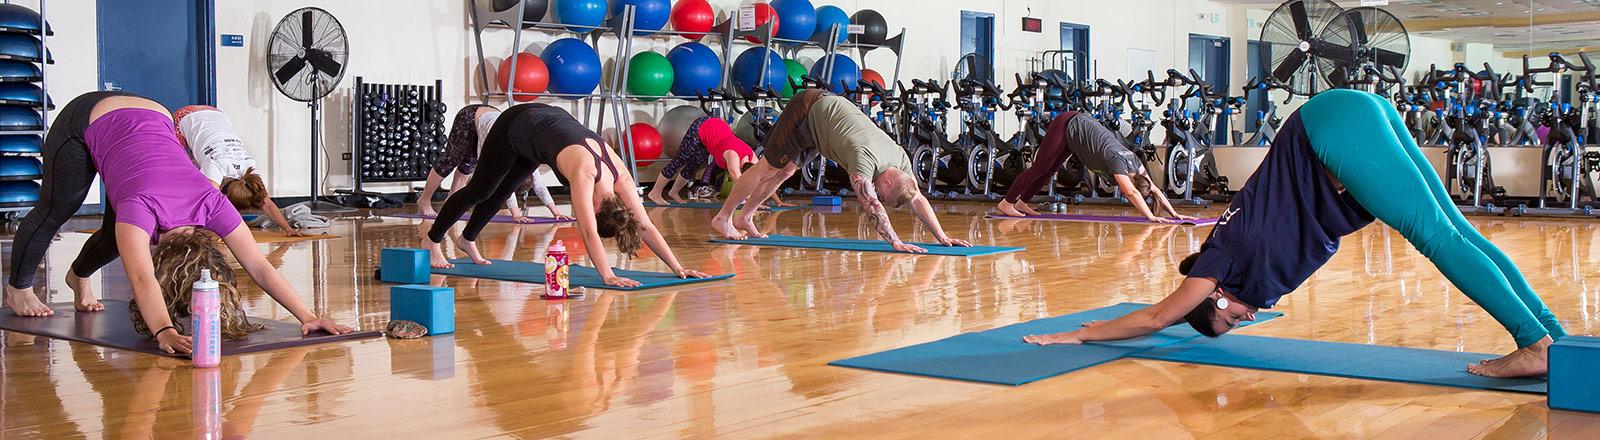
top-left (1185, 113), bottom-right (1375, 308)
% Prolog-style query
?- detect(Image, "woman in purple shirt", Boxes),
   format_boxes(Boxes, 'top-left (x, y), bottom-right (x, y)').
top-left (2, 92), bottom-right (351, 354)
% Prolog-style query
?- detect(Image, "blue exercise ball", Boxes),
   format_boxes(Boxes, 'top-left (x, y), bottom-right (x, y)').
top-left (667, 42), bottom-right (722, 96)
top-left (731, 47), bottom-right (786, 95)
top-left (809, 54), bottom-right (860, 94)
top-left (611, 0), bottom-right (670, 35)
top-left (553, 0), bottom-right (608, 32)
top-left (0, 134), bottom-right (39, 154)
top-left (0, 156), bottom-right (39, 180)
top-left (541, 38), bottom-right (602, 96)
top-left (812, 5), bottom-right (849, 45)
top-left (770, 0), bottom-right (816, 44)
top-left (0, 180), bottom-right (38, 205)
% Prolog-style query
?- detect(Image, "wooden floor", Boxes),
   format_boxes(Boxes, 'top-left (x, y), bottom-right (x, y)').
top-left (3, 201), bottom-right (1600, 438)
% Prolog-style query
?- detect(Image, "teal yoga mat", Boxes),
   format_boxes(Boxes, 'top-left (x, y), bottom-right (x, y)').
top-left (1131, 335), bottom-right (1549, 394)
top-left (828, 303), bottom-right (1281, 385)
top-left (431, 259), bottom-right (734, 291)
top-left (711, 235), bottom-right (1023, 257)
top-left (644, 201), bottom-right (810, 212)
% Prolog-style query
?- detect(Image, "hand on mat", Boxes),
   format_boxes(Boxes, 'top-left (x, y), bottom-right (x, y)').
top-left (1022, 332), bottom-right (1083, 346)
top-left (513, 215), bottom-right (538, 224)
top-left (282, 228), bottom-right (307, 237)
top-left (301, 318), bottom-right (353, 336)
top-left (551, 213), bottom-right (575, 221)
top-left (1147, 216), bottom-right (1176, 224)
top-left (940, 238), bottom-right (972, 247)
top-left (892, 241), bottom-right (927, 253)
top-left (604, 275), bottom-right (642, 288)
top-left (771, 200), bottom-right (797, 207)
top-left (157, 330), bottom-right (193, 354)
top-left (675, 268), bottom-right (710, 279)
top-left (1172, 214), bottom-right (1197, 221)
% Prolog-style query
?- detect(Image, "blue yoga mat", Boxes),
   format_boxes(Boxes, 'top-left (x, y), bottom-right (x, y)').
top-left (1131, 335), bottom-right (1549, 394)
top-left (431, 259), bottom-right (734, 291)
top-left (829, 303), bottom-right (1280, 385)
top-left (644, 202), bottom-right (811, 212)
top-left (711, 235), bottom-right (1023, 257)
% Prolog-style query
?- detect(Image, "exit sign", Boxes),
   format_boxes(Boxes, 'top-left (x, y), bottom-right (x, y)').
top-left (1021, 17), bottom-right (1042, 33)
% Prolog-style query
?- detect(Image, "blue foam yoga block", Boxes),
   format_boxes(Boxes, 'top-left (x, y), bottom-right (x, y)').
top-left (812, 195), bottom-right (842, 206)
top-left (380, 248), bottom-right (430, 284)
top-left (390, 285), bottom-right (454, 335)
top-left (1550, 335), bottom-right (1600, 413)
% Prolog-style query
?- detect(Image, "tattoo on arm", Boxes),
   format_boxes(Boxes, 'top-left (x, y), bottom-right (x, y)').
top-left (851, 175), bottom-right (899, 244)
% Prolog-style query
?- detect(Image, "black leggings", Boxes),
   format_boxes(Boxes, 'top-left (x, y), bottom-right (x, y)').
top-left (8, 91), bottom-right (140, 289)
top-left (426, 104), bottom-right (599, 243)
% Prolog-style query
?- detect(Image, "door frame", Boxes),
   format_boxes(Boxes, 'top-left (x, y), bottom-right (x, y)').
top-left (95, 0), bottom-right (217, 104)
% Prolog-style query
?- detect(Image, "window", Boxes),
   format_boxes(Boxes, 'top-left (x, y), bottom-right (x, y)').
top-left (1060, 23), bottom-right (1090, 84)
top-left (959, 11), bottom-right (995, 84)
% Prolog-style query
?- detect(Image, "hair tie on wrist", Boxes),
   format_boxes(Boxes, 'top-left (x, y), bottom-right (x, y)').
top-left (155, 325), bottom-right (178, 338)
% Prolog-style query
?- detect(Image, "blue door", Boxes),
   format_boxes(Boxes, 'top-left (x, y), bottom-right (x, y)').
top-left (97, 0), bottom-right (215, 108)
top-left (1060, 23), bottom-right (1090, 83)
top-left (959, 11), bottom-right (994, 84)
top-left (1188, 34), bottom-right (1231, 145)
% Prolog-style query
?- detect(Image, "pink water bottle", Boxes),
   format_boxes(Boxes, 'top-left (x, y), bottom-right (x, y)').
top-left (191, 268), bottom-right (221, 368)
top-left (544, 241), bottom-right (569, 299)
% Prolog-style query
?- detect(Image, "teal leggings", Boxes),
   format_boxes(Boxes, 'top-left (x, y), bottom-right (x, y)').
top-left (1299, 90), bottom-right (1565, 348)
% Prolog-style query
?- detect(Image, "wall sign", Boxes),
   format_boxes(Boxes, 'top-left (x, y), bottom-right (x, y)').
top-left (222, 34), bottom-right (244, 47)
top-left (1021, 17), bottom-right (1042, 33)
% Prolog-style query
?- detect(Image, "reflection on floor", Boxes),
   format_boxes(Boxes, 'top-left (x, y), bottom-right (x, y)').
top-left (2, 203), bottom-right (1599, 438)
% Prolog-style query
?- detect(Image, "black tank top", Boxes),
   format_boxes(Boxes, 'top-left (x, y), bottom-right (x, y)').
top-left (501, 103), bottom-right (615, 182)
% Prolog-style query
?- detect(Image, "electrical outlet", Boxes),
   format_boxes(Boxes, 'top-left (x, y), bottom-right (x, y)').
top-left (342, 153), bottom-right (351, 160)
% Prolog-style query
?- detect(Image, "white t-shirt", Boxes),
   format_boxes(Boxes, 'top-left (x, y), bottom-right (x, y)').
top-left (178, 109), bottom-right (255, 183)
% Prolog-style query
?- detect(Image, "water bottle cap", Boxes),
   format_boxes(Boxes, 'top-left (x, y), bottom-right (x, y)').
top-left (194, 268), bottom-right (219, 291)
top-left (549, 240), bottom-right (565, 253)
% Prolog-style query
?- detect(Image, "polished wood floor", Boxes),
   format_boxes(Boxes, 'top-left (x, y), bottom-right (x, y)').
top-left (3, 200), bottom-right (1600, 438)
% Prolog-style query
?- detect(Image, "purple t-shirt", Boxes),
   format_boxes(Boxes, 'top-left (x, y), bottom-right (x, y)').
top-left (84, 108), bottom-right (243, 242)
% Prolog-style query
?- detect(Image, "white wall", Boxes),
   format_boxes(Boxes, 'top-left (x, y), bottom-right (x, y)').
top-left (37, 0), bottom-right (1528, 198)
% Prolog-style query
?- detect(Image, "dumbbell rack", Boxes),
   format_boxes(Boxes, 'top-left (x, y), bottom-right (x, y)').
top-left (0, 0), bottom-right (49, 221)
top-left (350, 77), bottom-right (446, 194)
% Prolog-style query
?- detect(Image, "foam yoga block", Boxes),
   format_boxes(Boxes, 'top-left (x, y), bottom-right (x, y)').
top-left (1550, 336), bottom-right (1600, 412)
top-left (391, 285), bottom-right (455, 335)
top-left (812, 196), bottom-right (842, 206)
top-left (381, 248), bottom-right (431, 284)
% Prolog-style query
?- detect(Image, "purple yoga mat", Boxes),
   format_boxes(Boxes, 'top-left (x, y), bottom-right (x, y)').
top-left (986, 213), bottom-right (1219, 226)
top-left (0, 300), bottom-right (381, 358)
top-left (389, 213), bottom-right (574, 225)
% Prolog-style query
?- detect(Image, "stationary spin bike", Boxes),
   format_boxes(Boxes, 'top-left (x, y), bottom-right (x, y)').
top-left (1160, 68), bottom-right (1230, 200)
top-left (904, 79), bottom-right (967, 196)
top-left (1526, 52), bottom-right (1600, 211)
top-left (1240, 76), bottom-right (1293, 147)
top-left (955, 74), bottom-right (1011, 198)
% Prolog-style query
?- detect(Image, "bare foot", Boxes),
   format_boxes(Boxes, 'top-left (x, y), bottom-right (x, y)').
top-left (419, 205), bottom-right (437, 217)
top-left (422, 239), bottom-right (454, 269)
top-left (996, 201), bottom-right (1025, 217)
top-left (454, 237), bottom-right (491, 265)
top-left (1467, 338), bottom-right (1551, 378)
top-left (1017, 203), bottom-right (1043, 216)
top-left (648, 192), bottom-right (669, 206)
top-left (3, 284), bottom-right (52, 317)
top-left (734, 214), bottom-right (768, 239)
top-left (65, 272), bottom-right (103, 312)
top-left (669, 193), bottom-right (688, 204)
top-left (711, 213), bottom-right (747, 240)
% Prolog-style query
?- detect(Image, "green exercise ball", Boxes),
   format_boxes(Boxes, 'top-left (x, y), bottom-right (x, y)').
top-left (781, 58), bottom-right (806, 98)
top-left (627, 51), bottom-right (675, 101)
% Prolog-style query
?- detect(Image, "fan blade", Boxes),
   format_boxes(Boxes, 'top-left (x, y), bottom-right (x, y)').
top-left (1347, 11), bottom-right (1368, 45)
top-left (276, 56), bottom-right (307, 85)
top-left (1290, 1), bottom-right (1313, 41)
top-left (1273, 49), bottom-right (1308, 82)
top-left (305, 49), bottom-right (343, 77)
top-left (301, 9), bottom-right (314, 49)
top-left (1373, 48), bottom-right (1407, 69)
top-left (1309, 39), bottom-right (1359, 62)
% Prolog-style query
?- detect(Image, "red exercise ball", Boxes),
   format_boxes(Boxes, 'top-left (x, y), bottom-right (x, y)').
top-left (860, 69), bottom-right (885, 89)
top-left (670, 0), bottom-right (715, 40)
top-left (743, 3), bottom-right (779, 44)
top-left (628, 123), bottom-right (663, 164)
top-left (497, 53), bottom-right (549, 102)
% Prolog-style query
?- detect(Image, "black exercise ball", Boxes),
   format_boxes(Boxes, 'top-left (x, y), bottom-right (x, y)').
top-left (851, 9), bottom-right (887, 46)
top-left (491, 0), bottom-right (548, 25)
